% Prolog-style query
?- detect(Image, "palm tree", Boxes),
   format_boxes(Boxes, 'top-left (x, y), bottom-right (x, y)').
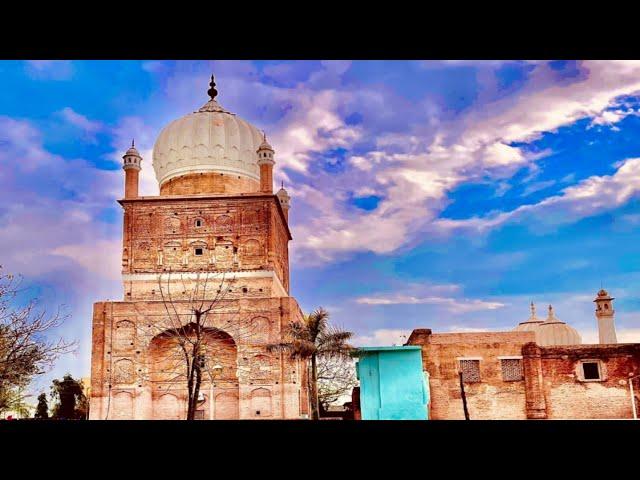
top-left (267, 307), bottom-right (353, 420)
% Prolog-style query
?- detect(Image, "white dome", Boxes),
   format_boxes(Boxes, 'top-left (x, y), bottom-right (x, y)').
top-left (514, 302), bottom-right (544, 333)
top-left (515, 322), bottom-right (544, 333)
top-left (536, 305), bottom-right (582, 346)
top-left (152, 86), bottom-right (264, 187)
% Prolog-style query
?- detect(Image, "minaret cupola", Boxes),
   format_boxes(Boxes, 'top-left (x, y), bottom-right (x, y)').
top-left (123, 140), bottom-right (142, 199)
top-left (276, 182), bottom-right (291, 222)
top-left (257, 132), bottom-right (275, 194)
top-left (594, 288), bottom-right (617, 344)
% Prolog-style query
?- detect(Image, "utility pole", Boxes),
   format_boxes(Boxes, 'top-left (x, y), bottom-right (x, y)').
top-left (629, 374), bottom-right (640, 420)
top-left (459, 371), bottom-right (470, 420)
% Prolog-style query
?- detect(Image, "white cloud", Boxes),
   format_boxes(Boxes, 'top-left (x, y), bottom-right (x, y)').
top-left (50, 239), bottom-right (123, 281)
top-left (289, 61), bottom-right (640, 264)
top-left (522, 179), bottom-right (556, 197)
top-left (141, 61), bottom-right (168, 74)
top-left (43, 60), bottom-right (640, 268)
top-left (417, 60), bottom-right (543, 69)
top-left (353, 282), bottom-right (504, 314)
top-left (0, 116), bottom-right (122, 278)
top-left (436, 157), bottom-right (640, 232)
top-left (57, 107), bottom-right (103, 142)
top-left (25, 60), bottom-right (74, 80)
top-left (356, 294), bottom-right (506, 314)
top-left (446, 325), bottom-right (499, 333)
top-left (0, 115), bottom-right (126, 397)
top-left (269, 89), bottom-right (362, 173)
top-left (352, 329), bottom-right (411, 347)
top-left (353, 186), bottom-right (377, 197)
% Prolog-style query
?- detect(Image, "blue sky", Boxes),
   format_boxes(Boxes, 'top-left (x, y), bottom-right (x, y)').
top-left (3, 60), bottom-right (640, 396)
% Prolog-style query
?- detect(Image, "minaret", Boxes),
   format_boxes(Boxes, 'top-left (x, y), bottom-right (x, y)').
top-left (594, 289), bottom-right (617, 344)
top-left (257, 133), bottom-right (275, 194)
top-left (276, 181), bottom-right (291, 222)
top-left (123, 140), bottom-right (142, 199)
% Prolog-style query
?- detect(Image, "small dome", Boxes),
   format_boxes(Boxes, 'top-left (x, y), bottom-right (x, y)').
top-left (536, 305), bottom-right (582, 346)
top-left (514, 302), bottom-right (544, 333)
top-left (276, 186), bottom-right (290, 200)
top-left (124, 140), bottom-right (141, 158)
top-left (277, 184), bottom-right (290, 209)
top-left (595, 288), bottom-right (613, 301)
top-left (258, 133), bottom-right (274, 152)
top-left (152, 76), bottom-right (264, 187)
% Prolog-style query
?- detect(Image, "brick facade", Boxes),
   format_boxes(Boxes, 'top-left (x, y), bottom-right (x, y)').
top-left (407, 329), bottom-right (640, 419)
top-left (119, 193), bottom-right (291, 295)
top-left (90, 297), bottom-right (308, 420)
top-left (159, 173), bottom-right (260, 196)
top-left (533, 343), bottom-right (640, 419)
top-left (90, 189), bottom-right (308, 420)
top-left (408, 329), bottom-right (533, 420)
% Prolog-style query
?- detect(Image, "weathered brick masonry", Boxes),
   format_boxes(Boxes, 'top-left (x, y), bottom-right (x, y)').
top-left (408, 329), bottom-right (640, 419)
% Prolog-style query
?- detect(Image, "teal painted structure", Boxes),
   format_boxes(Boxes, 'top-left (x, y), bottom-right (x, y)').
top-left (354, 346), bottom-right (429, 420)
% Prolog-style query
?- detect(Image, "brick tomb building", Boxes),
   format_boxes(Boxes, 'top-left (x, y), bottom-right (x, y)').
top-left (89, 77), bottom-right (309, 420)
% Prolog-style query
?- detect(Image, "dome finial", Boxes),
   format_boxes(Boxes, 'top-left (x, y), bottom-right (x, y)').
top-left (530, 301), bottom-right (536, 317)
top-left (132, 138), bottom-right (135, 148)
top-left (207, 74), bottom-right (218, 100)
top-left (281, 180), bottom-right (284, 189)
top-left (547, 304), bottom-right (555, 319)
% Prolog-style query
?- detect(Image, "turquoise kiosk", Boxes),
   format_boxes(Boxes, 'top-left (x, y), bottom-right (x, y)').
top-left (354, 346), bottom-right (429, 420)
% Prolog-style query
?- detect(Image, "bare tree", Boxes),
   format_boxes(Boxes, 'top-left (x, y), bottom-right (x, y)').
top-left (124, 270), bottom-right (259, 420)
top-left (0, 267), bottom-right (76, 415)
top-left (317, 355), bottom-right (357, 412)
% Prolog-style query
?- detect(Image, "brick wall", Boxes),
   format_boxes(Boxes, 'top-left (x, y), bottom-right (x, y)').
top-left (537, 344), bottom-right (640, 419)
top-left (408, 329), bottom-right (640, 419)
top-left (408, 330), bottom-right (534, 420)
top-left (119, 194), bottom-right (291, 298)
top-left (159, 172), bottom-right (260, 196)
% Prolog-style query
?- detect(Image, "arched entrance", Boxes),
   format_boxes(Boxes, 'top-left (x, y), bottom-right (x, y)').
top-left (148, 325), bottom-right (239, 420)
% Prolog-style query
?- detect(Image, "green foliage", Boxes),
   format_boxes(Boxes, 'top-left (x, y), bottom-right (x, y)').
top-left (50, 374), bottom-right (87, 420)
top-left (34, 392), bottom-right (49, 419)
top-left (0, 385), bottom-right (32, 418)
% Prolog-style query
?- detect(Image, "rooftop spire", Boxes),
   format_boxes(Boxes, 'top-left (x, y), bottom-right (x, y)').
top-left (197, 74), bottom-right (231, 113)
top-left (530, 301), bottom-right (536, 317)
top-left (546, 304), bottom-right (558, 322)
top-left (207, 75), bottom-right (218, 100)
top-left (132, 138), bottom-right (135, 148)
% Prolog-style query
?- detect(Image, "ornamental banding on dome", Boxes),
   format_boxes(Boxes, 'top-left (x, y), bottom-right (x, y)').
top-left (152, 76), bottom-right (275, 196)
